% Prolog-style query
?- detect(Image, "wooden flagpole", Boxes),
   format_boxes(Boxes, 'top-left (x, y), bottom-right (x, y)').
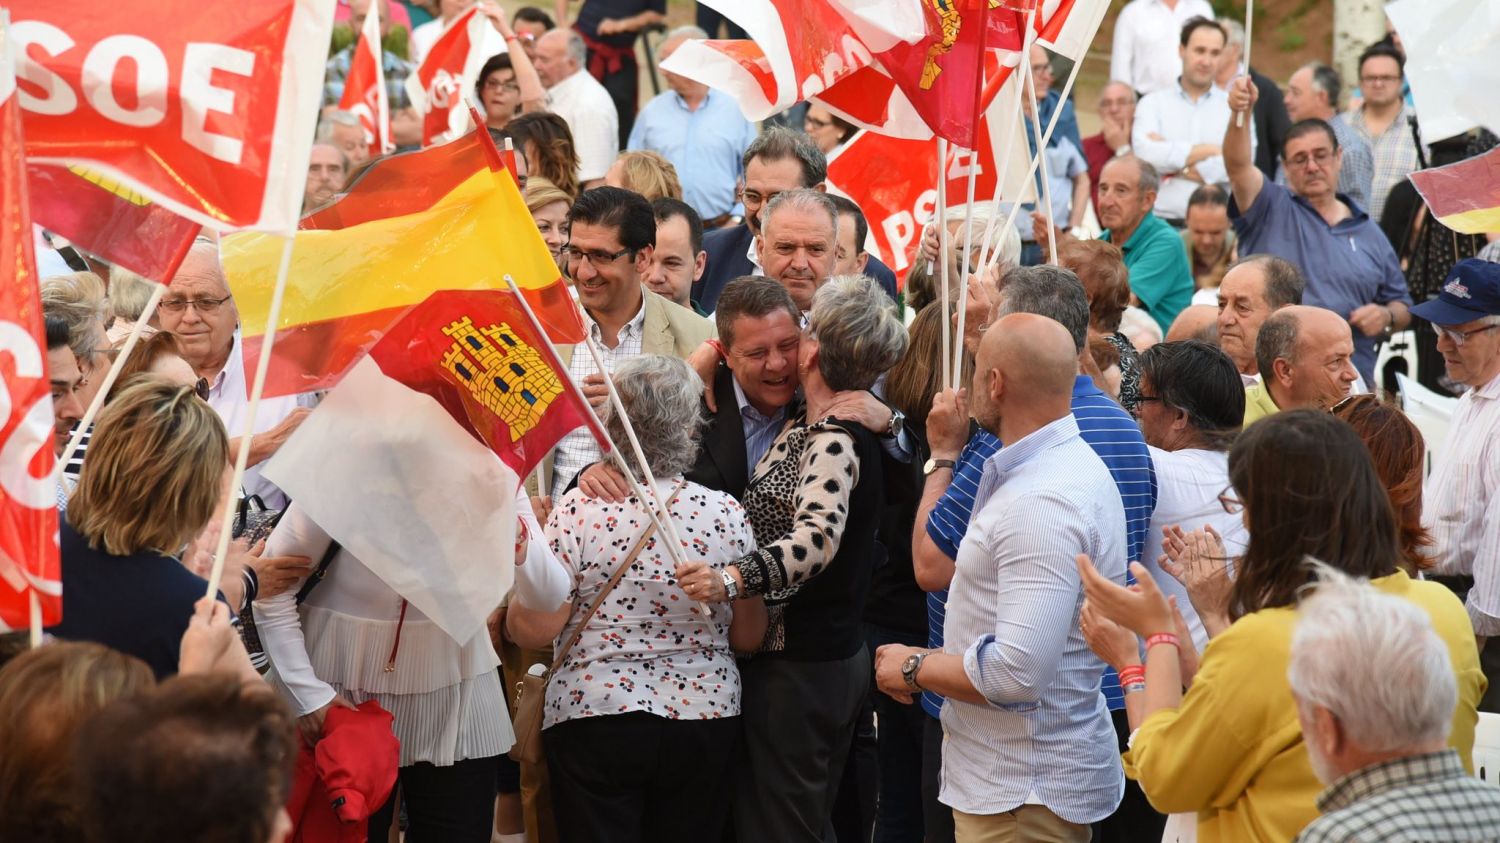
top-left (53, 282), bottom-right (168, 480)
top-left (936, 138), bottom-right (952, 390)
top-left (1022, 48), bottom-right (1058, 266)
top-left (204, 235), bottom-right (296, 600)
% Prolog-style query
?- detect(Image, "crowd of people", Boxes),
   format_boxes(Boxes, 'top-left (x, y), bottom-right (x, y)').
top-left (10, 1), bottom-right (1500, 842)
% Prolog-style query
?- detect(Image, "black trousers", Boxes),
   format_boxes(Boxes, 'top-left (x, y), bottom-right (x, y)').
top-left (735, 648), bottom-right (870, 842)
top-left (368, 755), bottom-right (499, 843)
top-left (1093, 708), bottom-right (1167, 843)
top-left (921, 714), bottom-right (956, 843)
top-left (545, 711), bottom-right (739, 843)
top-left (867, 624), bottom-right (929, 843)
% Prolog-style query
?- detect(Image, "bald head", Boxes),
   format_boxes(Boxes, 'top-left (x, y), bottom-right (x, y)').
top-left (971, 313), bottom-right (1077, 436)
top-left (1167, 305), bottom-right (1219, 343)
top-left (1256, 305), bottom-right (1358, 410)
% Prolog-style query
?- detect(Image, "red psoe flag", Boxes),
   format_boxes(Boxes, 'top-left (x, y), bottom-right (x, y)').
top-left (0, 13), bottom-right (61, 631)
top-left (407, 7), bottom-right (489, 147)
top-left (338, 0), bottom-right (390, 159)
top-left (9, 0), bottom-right (335, 233)
top-left (368, 289), bottom-right (604, 478)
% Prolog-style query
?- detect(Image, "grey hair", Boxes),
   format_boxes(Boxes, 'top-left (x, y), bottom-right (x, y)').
top-left (939, 204), bottom-right (1022, 272)
top-left (41, 272), bottom-right (110, 363)
top-left (807, 275), bottom-right (908, 391)
top-left (664, 25), bottom-right (709, 42)
top-left (315, 109), bottom-right (361, 141)
top-left (1289, 562), bottom-right (1456, 752)
top-left (1099, 80), bottom-right (1138, 105)
top-left (1230, 254), bottom-right (1305, 309)
top-left (603, 355), bottom-right (705, 479)
top-left (1302, 62), bottom-right (1343, 110)
top-left (1221, 18), bottom-right (1245, 47)
top-left (561, 30), bottom-right (587, 66)
top-left (1113, 154), bottom-right (1161, 195)
top-left (762, 188), bottom-right (837, 240)
top-left (1254, 307), bottom-right (1300, 378)
top-left (1478, 315), bottom-right (1500, 329)
top-left (742, 127), bottom-right (827, 187)
top-left (996, 265), bottom-right (1090, 353)
top-left (107, 266), bottom-right (159, 324)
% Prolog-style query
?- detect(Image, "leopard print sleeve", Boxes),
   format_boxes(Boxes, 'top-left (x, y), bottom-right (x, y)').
top-left (735, 424), bottom-right (862, 598)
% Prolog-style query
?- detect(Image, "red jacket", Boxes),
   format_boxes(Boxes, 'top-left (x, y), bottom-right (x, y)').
top-left (286, 700), bottom-right (400, 843)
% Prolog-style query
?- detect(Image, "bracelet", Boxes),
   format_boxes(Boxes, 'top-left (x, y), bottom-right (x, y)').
top-left (1123, 681), bottom-right (1147, 695)
top-left (1145, 633), bottom-right (1180, 652)
top-left (1117, 665), bottom-right (1146, 687)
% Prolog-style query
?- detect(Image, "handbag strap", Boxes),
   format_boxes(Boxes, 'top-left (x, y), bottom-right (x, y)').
top-left (543, 482), bottom-right (684, 678)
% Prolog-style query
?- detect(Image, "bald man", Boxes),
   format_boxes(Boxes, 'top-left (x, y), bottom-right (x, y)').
top-left (878, 313), bottom-right (1129, 838)
top-left (1244, 304), bottom-right (1358, 424)
top-left (1166, 304), bottom-right (1220, 343)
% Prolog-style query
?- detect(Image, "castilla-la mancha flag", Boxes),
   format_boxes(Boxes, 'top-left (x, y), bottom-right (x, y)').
top-left (408, 6), bottom-right (491, 147)
top-left (338, 0), bottom-right (390, 159)
top-left (9, 0), bottom-right (334, 232)
top-left (0, 12), bottom-right (61, 631)
top-left (264, 289), bottom-right (604, 643)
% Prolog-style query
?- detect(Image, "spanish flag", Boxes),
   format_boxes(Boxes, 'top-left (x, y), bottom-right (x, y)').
top-left (1409, 146), bottom-right (1500, 235)
top-left (222, 129), bottom-right (584, 399)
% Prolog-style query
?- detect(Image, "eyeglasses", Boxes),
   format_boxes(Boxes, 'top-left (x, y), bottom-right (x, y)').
top-left (1437, 323), bottom-right (1500, 347)
top-left (1130, 394), bottom-right (1163, 417)
top-left (159, 295), bottom-right (233, 314)
top-left (1218, 486), bottom-right (1244, 514)
top-left (1360, 74), bottom-right (1401, 85)
top-left (737, 188), bottom-right (784, 211)
top-left (562, 244), bottom-right (633, 267)
top-left (193, 377), bottom-right (210, 400)
top-left (1285, 149), bottom-right (1335, 169)
top-left (483, 78), bottom-right (521, 93)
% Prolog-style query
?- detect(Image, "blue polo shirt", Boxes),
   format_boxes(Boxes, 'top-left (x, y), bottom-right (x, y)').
top-left (922, 375), bottom-right (1157, 716)
top-left (1230, 181), bottom-right (1411, 385)
top-left (627, 88), bottom-right (757, 219)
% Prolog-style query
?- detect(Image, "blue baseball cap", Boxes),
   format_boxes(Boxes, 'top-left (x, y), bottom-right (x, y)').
top-left (1411, 259), bottom-right (1500, 326)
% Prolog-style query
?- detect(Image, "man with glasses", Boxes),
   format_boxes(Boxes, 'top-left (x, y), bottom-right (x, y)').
top-left (547, 186), bottom-right (713, 496)
top-left (1412, 258), bottom-right (1500, 712)
top-left (695, 127), bottom-right (827, 313)
top-left (1222, 75), bottom-right (1411, 389)
top-left (1346, 43), bottom-right (1425, 225)
top-left (159, 240), bottom-right (316, 509)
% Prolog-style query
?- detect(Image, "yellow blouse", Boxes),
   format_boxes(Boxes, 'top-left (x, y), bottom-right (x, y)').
top-left (1122, 570), bottom-right (1485, 843)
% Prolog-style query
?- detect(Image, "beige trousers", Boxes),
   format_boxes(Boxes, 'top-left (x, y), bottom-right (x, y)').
top-left (953, 804), bottom-right (1092, 843)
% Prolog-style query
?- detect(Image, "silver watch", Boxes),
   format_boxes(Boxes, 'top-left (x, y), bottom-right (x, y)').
top-left (720, 568), bottom-right (740, 601)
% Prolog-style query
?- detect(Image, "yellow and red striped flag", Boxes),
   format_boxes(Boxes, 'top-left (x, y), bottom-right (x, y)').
top-left (222, 129), bottom-right (584, 399)
top-left (1410, 147), bottom-right (1500, 235)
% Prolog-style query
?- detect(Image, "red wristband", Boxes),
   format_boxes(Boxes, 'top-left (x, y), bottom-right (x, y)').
top-left (1145, 633), bottom-right (1180, 652)
top-left (1117, 665), bottom-right (1145, 686)
top-left (706, 338), bottom-right (727, 361)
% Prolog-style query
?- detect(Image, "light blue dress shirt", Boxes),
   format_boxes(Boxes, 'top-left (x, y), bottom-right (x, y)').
top-left (627, 89), bottom-right (757, 219)
top-left (938, 414), bottom-right (1127, 823)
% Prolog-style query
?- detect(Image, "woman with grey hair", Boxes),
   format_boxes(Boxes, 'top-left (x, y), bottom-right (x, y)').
top-left (678, 275), bottom-right (909, 841)
top-left (507, 354), bottom-right (765, 843)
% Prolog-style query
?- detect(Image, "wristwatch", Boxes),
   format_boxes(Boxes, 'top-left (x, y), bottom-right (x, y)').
top-left (901, 651), bottom-right (929, 691)
top-left (1114, 143), bottom-right (1132, 157)
top-left (884, 408), bottom-right (906, 439)
top-left (923, 457), bottom-right (956, 477)
top-left (720, 569), bottom-right (740, 601)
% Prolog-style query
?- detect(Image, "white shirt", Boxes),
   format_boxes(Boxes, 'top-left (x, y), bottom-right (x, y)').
top-left (410, 15), bottom-right (506, 65)
top-left (1424, 370), bottom-right (1500, 636)
top-left (1139, 447), bottom-right (1249, 650)
top-left (1109, 0), bottom-right (1217, 96)
top-left (547, 68), bottom-right (620, 182)
top-left (206, 332), bottom-right (319, 509)
top-left (1133, 82), bottom-right (1244, 221)
top-left (550, 297), bottom-right (648, 497)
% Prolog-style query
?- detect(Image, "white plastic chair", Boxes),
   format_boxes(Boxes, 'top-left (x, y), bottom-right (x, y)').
top-left (1476, 711), bottom-right (1500, 786)
top-left (1396, 372), bottom-right (1459, 479)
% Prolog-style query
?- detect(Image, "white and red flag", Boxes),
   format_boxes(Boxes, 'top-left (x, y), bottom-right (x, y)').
top-left (0, 11), bottom-right (61, 632)
top-left (338, 0), bottom-right (390, 159)
top-left (9, 0), bottom-right (334, 233)
top-left (407, 7), bottom-right (492, 148)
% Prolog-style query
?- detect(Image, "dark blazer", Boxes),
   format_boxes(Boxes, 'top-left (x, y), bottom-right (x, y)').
top-left (695, 224), bottom-right (756, 313)
top-left (1251, 66), bottom-right (1291, 181)
top-left (686, 364), bottom-right (753, 498)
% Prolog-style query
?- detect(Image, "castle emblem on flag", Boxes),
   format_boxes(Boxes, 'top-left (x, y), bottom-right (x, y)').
top-left (440, 316), bottom-right (564, 441)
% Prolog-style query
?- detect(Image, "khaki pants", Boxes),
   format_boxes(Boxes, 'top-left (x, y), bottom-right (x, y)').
top-left (953, 805), bottom-right (1092, 843)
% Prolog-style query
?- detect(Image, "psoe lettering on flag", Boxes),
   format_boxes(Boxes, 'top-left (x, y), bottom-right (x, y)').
top-left (338, 0), bottom-right (390, 159)
top-left (407, 6), bottom-right (491, 147)
top-left (9, 0), bottom-right (334, 232)
top-left (222, 128), bottom-right (585, 399)
top-left (0, 12), bottom-right (62, 632)
top-left (262, 289), bottom-right (603, 644)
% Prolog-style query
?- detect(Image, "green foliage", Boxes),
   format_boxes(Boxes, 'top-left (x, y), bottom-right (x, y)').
top-left (327, 23), bottom-right (411, 60)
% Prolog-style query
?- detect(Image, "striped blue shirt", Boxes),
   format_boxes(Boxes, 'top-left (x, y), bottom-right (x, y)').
top-left (938, 414), bottom-right (1127, 821)
top-left (923, 376), bottom-right (1156, 717)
